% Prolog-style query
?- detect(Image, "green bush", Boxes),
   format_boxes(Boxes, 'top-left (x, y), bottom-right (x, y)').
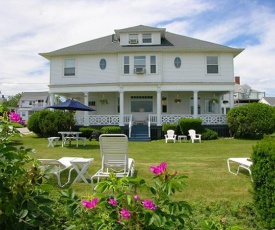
top-left (0, 135), bottom-right (55, 228)
top-left (100, 126), bottom-right (121, 134)
top-left (178, 118), bottom-right (203, 135)
top-left (28, 110), bottom-right (71, 137)
top-left (201, 128), bottom-right (218, 140)
top-left (227, 103), bottom-right (275, 139)
top-left (251, 137), bottom-right (275, 229)
top-left (162, 124), bottom-right (177, 133)
top-left (79, 127), bottom-right (101, 140)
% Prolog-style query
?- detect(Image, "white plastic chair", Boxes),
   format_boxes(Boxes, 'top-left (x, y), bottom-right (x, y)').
top-left (91, 134), bottom-right (135, 187)
top-left (38, 157), bottom-right (77, 187)
top-left (188, 129), bottom-right (201, 143)
top-left (165, 130), bottom-right (177, 143)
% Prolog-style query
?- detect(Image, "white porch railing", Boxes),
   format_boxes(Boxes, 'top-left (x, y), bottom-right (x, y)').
top-left (75, 114), bottom-right (226, 127)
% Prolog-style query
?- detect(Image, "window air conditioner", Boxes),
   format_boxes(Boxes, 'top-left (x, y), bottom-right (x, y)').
top-left (129, 39), bottom-right (138, 44)
top-left (134, 67), bottom-right (146, 74)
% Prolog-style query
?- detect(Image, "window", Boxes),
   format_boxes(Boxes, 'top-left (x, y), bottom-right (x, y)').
top-left (206, 56), bottom-right (218, 74)
top-left (64, 59), bottom-right (75, 76)
top-left (124, 56), bottom-right (130, 74)
top-left (150, 56), bottom-right (156, 73)
top-left (89, 101), bottom-right (96, 106)
top-left (99, 59), bottom-right (106, 70)
top-left (174, 57), bottom-right (181, 68)
top-left (142, 34), bottom-right (152, 43)
top-left (134, 56), bottom-right (146, 68)
top-left (131, 96), bottom-right (153, 112)
top-left (129, 34), bottom-right (138, 44)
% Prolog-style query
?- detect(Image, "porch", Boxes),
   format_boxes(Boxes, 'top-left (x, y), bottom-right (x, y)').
top-left (74, 113), bottom-right (228, 140)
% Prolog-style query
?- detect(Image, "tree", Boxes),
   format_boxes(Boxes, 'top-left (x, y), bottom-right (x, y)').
top-left (3, 92), bottom-right (22, 108)
top-left (227, 103), bottom-right (275, 139)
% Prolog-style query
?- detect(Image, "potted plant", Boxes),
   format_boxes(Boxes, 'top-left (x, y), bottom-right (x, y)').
top-left (99, 98), bottom-right (108, 105)
top-left (211, 98), bottom-right (219, 104)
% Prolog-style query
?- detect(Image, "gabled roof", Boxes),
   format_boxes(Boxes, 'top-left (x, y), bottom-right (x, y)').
top-left (114, 25), bottom-right (166, 39)
top-left (262, 97), bottom-right (275, 106)
top-left (40, 25), bottom-right (244, 59)
top-left (20, 92), bottom-right (49, 100)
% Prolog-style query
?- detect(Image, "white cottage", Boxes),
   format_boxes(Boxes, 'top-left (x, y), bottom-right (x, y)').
top-left (40, 25), bottom-right (243, 140)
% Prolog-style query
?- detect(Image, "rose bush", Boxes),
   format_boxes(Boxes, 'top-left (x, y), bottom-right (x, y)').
top-left (57, 162), bottom-right (192, 229)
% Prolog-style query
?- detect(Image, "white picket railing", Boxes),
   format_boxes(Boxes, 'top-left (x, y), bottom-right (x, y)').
top-left (75, 114), bottom-right (226, 126)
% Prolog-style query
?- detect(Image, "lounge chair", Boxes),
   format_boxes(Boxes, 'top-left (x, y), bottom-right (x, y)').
top-left (227, 158), bottom-right (253, 181)
top-left (188, 129), bottom-right (201, 143)
top-left (165, 129), bottom-right (177, 143)
top-left (38, 157), bottom-right (77, 187)
top-left (91, 134), bottom-right (135, 186)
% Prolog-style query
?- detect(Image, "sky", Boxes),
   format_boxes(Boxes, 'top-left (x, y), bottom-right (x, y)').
top-left (1, 0), bottom-right (275, 97)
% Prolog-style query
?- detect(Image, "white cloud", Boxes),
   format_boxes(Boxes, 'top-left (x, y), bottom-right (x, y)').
top-left (1, 0), bottom-right (275, 97)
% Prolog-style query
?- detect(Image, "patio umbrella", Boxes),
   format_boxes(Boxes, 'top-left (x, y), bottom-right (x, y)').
top-left (47, 99), bottom-right (96, 131)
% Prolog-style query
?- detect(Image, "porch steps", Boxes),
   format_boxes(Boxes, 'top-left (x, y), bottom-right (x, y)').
top-left (129, 124), bottom-right (151, 142)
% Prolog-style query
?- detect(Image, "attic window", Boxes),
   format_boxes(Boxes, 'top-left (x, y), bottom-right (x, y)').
top-left (142, 34), bottom-right (152, 43)
top-left (129, 34), bottom-right (138, 44)
top-left (64, 59), bottom-right (75, 76)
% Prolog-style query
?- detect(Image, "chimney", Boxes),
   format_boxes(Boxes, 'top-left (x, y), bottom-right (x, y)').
top-left (234, 76), bottom-right (240, 84)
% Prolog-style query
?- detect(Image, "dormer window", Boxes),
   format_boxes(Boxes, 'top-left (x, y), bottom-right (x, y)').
top-left (142, 34), bottom-right (152, 43)
top-left (129, 34), bottom-right (138, 44)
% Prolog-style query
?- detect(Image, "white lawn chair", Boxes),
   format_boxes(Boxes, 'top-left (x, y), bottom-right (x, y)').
top-left (188, 129), bottom-right (201, 143)
top-left (91, 134), bottom-right (135, 187)
top-left (227, 158), bottom-right (253, 181)
top-left (38, 157), bottom-right (77, 187)
top-left (165, 129), bottom-right (177, 143)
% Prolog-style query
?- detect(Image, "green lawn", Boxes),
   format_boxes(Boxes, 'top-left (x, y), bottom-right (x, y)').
top-left (15, 134), bottom-right (255, 204)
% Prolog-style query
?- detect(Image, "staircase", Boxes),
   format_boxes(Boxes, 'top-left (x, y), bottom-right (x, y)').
top-left (129, 124), bottom-right (151, 142)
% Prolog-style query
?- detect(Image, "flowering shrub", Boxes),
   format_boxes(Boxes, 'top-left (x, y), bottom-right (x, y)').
top-left (58, 162), bottom-right (192, 229)
top-left (9, 111), bottom-right (22, 123)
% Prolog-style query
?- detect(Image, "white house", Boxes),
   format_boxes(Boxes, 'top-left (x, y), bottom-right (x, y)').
top-left (259, 97), bottom-right (275, 106)
top-left (17, 92), bottom-right (50, 123)
top-left (39, 25), bottom-right (243, 140)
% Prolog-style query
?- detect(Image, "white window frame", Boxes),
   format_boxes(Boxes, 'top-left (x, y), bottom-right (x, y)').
top-left (64, 59), bottom-right (76, 76)
top-left (124, 56), bottom-right (130, 74)
top-left (206, 56), bottom-right (219, 74)
top-left (150, 55), bottom-right (156, 73)
top-left (142, 34), bottom-right (152, 43)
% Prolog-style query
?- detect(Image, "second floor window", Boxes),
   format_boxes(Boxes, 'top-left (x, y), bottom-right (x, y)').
top-left (150, 56), bottom-right (156, 73)
top-left (124, 56), bottom-right (130, 74)
top-left (134, 56), bottom-right (146, 68)
top-left (206, 56), bottom-right (218, 74)
top-left (64, 59), bottom-right (75, 76)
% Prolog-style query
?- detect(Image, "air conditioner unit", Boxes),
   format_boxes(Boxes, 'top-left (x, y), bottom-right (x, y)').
top-left (129, 39), bottom-right (138, 44)
top-left (134, 67), bottom-right (146, 74)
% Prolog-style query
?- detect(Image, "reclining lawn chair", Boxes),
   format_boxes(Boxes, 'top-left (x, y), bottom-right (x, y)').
top-left (38, 157), bottom-right (77, 187)
top-left (91, 134), bottom-right (135, 187)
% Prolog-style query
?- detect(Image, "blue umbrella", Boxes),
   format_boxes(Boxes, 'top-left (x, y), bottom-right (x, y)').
top-left (47, 99), bottom-right (96, 131)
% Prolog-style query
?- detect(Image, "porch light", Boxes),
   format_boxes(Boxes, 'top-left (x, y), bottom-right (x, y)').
top-left (174, 94), bottom-right (181, 103)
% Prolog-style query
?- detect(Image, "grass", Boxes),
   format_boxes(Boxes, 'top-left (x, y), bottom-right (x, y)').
top-left (14, 134), bottom-right (256, 204)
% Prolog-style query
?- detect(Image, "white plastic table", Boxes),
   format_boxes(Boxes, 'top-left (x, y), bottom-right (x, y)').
top-left (70, 158), bottom-right (94, 183)
top-left (58, 131), bottom-right (82, 147)
top-left (178, 135), bottom-right (187, 143)
top-left (47, 137), bottom-right (60, 147)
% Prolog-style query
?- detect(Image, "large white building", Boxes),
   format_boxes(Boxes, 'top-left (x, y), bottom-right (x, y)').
top-left (40, 25), bottom-right (244, 140)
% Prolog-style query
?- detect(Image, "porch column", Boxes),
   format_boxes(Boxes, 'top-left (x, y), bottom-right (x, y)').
top-left (229, 91), bottom-right (234, 108)
top-left (49, 93), bottom-right (55, 106)
top-left (193, 91), bottom-right (198, 118)
top-left (83, 92), bottom-right (89, 126)
top-left (157, 88), bottom-right (162, 126)
top-left (119, 89), bottom-right (124, 126)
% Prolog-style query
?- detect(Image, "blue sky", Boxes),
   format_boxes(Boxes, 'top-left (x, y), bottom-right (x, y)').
top-left (1, 0), bottom-right (275, 96)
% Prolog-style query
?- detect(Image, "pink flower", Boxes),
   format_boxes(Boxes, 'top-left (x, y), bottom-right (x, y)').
top-left (149, 162), bottom-right (167, 175)
top-left (81, 198), bottom-right (99, 209)
top-left (142, 200), bottom-right (156, 210)
top-left (108, 198), bottom-right (117, 206)
top-left (133, 195), bottom-right (140, 201)
top-left (120, 208), bottom-right (131, 219)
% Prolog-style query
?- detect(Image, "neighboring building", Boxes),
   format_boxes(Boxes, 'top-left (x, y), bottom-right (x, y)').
top-left (39, 25), bottom-right (244, 139)
top-left (259, 97), bottom-right (275, 106)
top-left (222, 76), bottom-right (266, 113)
top-left (17, 92), bottom-right (50, 123)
